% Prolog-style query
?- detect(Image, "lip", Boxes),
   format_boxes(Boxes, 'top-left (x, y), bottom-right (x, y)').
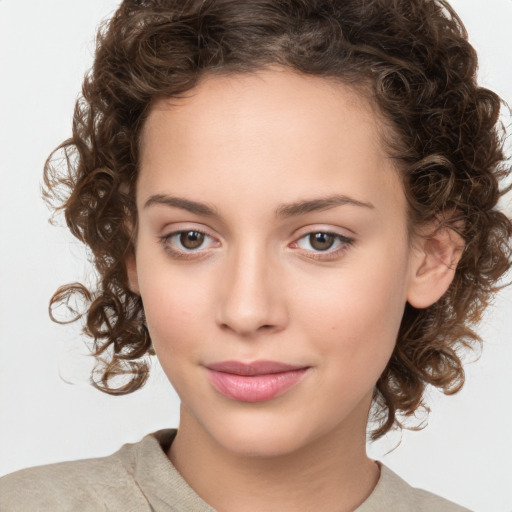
top-left (205, 360), bottom-right (310, 402)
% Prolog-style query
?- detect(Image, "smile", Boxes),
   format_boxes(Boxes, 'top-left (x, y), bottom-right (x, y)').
top-left (205, 361), bottom-right (310, 402)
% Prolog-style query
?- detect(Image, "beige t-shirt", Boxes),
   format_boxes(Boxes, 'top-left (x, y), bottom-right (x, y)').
top-left (0, 429), bottom-right (470, 511)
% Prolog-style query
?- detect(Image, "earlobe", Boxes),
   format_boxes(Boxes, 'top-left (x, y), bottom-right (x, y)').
top-left (125, 253), bottom-right (140, 295)
top-left (406, 226), bottom-right (464, 309)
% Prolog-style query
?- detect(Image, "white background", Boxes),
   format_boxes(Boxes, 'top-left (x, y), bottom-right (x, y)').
top-left (0, 1), bottom-right (511, 511)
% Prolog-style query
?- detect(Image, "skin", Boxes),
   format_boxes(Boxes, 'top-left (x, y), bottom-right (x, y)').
top-left (128, 68), bottom-right (460, 512)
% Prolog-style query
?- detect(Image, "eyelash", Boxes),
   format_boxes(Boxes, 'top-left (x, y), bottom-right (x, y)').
top-left (159, 229), bottom-right (355, 261)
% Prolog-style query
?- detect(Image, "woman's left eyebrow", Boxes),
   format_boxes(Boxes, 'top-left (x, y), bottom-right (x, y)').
top-left (143, 193), bottom-right (374, 218)
top-left (275, 194), bottom-right (375, 218)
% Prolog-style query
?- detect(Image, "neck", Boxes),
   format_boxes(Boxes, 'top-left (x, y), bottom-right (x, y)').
top-left (168, 405), bottom-right (379, 512)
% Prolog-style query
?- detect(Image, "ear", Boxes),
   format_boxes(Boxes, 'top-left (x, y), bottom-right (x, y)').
top-left (125, 252), bottom-right (140, 295)
top-left (120, 181), bottom-right (140, 295)
top-left (406, 224), bottom-right (464, 309)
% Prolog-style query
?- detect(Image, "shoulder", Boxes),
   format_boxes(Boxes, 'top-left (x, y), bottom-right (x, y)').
top-left (0, 429), bottom-right (177, 512)
top-left (0, 456), bottom-right (123, 512)
top-left (356, 463), bottom-right (472, 512)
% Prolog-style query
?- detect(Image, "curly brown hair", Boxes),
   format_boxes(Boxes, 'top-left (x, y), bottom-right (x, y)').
top-left (43, 0), bottom-right (512, 440)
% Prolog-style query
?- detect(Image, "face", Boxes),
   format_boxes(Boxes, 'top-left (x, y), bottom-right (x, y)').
top-left (131, 68), bottom-right (421, 457)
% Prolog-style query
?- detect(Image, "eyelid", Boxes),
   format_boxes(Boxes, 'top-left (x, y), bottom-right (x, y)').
top-left (291, 223), bottom-right (355, 241)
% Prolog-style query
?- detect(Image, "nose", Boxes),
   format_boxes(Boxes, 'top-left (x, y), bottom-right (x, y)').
top-left (215, 244), bottom-right (288, 338)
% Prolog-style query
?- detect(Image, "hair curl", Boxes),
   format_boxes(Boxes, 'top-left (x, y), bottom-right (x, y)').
top-left (44, 0), bottom-right (512, 439)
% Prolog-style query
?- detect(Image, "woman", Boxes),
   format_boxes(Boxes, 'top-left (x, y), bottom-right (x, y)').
top-left (1, 1), bottom-right (510, 510)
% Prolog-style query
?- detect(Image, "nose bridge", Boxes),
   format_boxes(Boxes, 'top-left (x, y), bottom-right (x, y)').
top-left (216, 238), bottom-right (286, 336)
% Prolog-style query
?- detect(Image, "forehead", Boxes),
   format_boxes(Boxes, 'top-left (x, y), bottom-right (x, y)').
top-left (137, 68), bottom-right (404, 218)
top-left (141, 68), bottom-right (382, 157)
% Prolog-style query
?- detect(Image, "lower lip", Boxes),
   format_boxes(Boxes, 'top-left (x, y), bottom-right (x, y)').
top-left (207, 368), bottom-right (309, 402)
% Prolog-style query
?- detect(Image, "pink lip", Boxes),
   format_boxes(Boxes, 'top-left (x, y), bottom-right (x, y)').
top-left (205, 360), bottom-right (310, 402)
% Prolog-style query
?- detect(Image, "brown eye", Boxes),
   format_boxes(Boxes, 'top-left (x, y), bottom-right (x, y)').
top-left (309, 232), bottom-right (335, 251)
top-left (160, 229), bottom-right (218, 259)
top-left (179, 231), bottom-right (205, 249)
top-left (293, 230), bottom-right (354, 260)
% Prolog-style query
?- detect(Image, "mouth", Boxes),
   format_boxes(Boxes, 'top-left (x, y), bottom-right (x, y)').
top-left (205, 360), bottom-right (310, 402)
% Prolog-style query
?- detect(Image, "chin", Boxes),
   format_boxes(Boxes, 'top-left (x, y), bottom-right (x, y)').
top-left (202, 410), bottom-right (324, 459)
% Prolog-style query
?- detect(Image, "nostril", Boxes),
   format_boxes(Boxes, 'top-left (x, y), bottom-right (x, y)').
top-left (219, 322), bottom-right (277, 335)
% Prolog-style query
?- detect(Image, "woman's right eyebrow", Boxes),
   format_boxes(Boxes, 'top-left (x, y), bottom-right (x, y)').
top-left (143, 193), bottom-right (375, 218)
top-left (144, 194), bottom-right (217, 216)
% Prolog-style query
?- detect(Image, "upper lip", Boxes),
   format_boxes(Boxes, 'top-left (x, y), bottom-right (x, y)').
top-left (205, 360), bottom-right (308, 376)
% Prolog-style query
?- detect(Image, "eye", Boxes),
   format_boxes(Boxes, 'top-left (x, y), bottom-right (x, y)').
top-left (160, 229), bottom-right (219, 258)
top-left (292, 231), bottom-right (354, 260)
top-left (300, 232), bottom-right (338, 251)
top-left (175, 230), bottom-right (207, 250)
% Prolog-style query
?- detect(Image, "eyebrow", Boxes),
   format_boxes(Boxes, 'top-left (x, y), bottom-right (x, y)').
top-left (143, 193), bottom-right (375, 218)
top-left (275, 194), bottom-right (374, 217)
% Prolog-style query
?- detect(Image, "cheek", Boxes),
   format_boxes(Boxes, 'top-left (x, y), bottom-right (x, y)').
top-left (294, 245), bottom-right (409, 368)
top-left (136, 255), bottom-right (211, 361)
